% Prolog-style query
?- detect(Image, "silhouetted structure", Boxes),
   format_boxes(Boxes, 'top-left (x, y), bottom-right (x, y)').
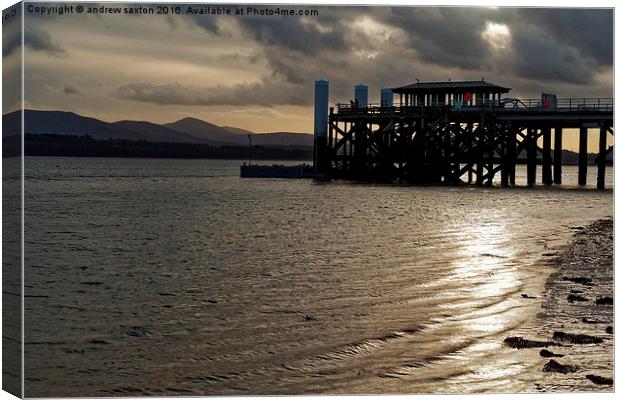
top-left (393, 80), bottom-right (510, 107)
top-left (318, 80), bottom-right (613, 189)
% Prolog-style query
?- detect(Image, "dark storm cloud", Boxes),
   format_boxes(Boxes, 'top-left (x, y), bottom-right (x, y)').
top-left (379, 7), bottom-right (495, 70)
top-left (507, 27), bottom-right (594, 84)
top-left (185, 6), bottom-right (348, 53)
top-left (116, 80), bottom-right (308, 106)
top-left (514, 8), bottom-right (613, 66)
top-left (254, 7), bottom-right (611, 82)
top-left (343, 7), bottom-right (610, 84)
top-left (118, 7), bottom-right (612, 108)
top-left (238, 12), bottom-right (347, 56)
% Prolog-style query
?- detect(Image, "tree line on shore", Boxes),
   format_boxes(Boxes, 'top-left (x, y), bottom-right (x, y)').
top-left (2, 133), bottom-right (610, 165)
top-left (3, 134), bottom-right (313, 160)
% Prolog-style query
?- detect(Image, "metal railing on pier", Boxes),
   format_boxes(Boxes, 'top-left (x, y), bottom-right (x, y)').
top-left (335, 97), bottom-right (614, 115)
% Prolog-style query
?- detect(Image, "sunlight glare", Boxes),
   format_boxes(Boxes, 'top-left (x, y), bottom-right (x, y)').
top-left (482, 22), bottom-right (511, 50)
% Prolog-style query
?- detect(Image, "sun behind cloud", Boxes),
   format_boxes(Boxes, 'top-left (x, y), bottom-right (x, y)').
top-left (481, 22), bottom-right (511, 50)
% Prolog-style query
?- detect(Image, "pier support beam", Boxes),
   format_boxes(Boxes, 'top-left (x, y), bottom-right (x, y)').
top-left (501, 127), bottom-right (514, 187)
top-left (314, 136), bottom-right (328, 174)
top-left (542, 127), bottom-right (552, 185)
top-left (476, 121), bottom-right (485, 186)
top-left (500, 139), bottom-right (510, 187)
top-left (485, 134), bottom-right (494, 187)
top-left (553, 127), bottom-right (562, 184)
top-left (578, 126), bottom-right (588, 185)
top-left (597, 124), bottom-right (607, 190)
top-left (509, 128), bottom-right (517, 186)
top-left (527, 128), bottom-right (537, 186)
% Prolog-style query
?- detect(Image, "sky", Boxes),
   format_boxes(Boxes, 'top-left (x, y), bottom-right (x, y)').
top-left (2, 4), bottom-right (614, 150)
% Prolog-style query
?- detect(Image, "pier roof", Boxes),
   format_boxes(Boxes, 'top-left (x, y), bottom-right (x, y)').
top-left (392, 80), bottom-right (511, 94)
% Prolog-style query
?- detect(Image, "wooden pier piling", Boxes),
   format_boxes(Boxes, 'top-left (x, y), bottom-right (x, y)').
top-left (527, 128), bottom-right (537, 186)
top-left (542, 127), bottom-right (552, 184)
top-left (578, 126), bottom-right (588, 185)
top-left (597, 125), bottom-right (607, 190)
top-left (509, 128), bottom-right (517, 186)
top-left (553, 127), bottom-right (562, 184)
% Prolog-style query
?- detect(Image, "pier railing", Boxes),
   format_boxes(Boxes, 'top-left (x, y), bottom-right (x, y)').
top-left (335, 97), bottom-right (614, 115)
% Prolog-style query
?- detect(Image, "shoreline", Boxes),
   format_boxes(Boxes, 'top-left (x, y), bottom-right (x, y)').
top-left (505, 217), bottom-right (614, 391)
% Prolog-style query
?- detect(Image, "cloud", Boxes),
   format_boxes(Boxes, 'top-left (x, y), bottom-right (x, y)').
top-left (118, 6), bottom-right (613, 108)
top-left (233, 7), bottom-right (612, 85)
top-left (513, 8), bottom-right (612, 66)
top-left (238, 12), bottom-right (348, 56)
top-left (379, 7), bottom-right (495, 70)
top-left (3, 28), bottom-right (68, 57)
top-left (26, 28), bottom-right (67, 56)
top-left (2, 28), bottom-right (21, 57)
top-left (63, 85), bottom-right (81, 95)
top-left (116, 80), bottom-right (309, 106)
top-left (504, 26), bottom-right (594, 84)
top-left (25, 5), bottom-right (612, 118)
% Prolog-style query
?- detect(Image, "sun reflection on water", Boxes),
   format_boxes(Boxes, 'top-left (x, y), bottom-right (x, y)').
top-left (427, 217), bottom-right (542, 391)
top-left (451, 219), bottom-right (520, 298)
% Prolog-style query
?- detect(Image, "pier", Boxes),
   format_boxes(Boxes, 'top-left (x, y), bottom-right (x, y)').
top-left (314, 80), bottom-right (613, 189)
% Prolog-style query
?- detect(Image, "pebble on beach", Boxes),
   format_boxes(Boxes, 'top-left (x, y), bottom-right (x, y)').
top-left (504, 336), bottom-right (556, 349)
top-left (552, 331), bottom-right (604, 345)
top-left (542, 359), bottom-right (578, 374)
top-left (562, 276), bottom-right (592, 285)
top-left (567, 294), bottom-right (588, 303)
top-left (595, 296), bottom-right (613, 305)
top-left (539, 349), bottom-right (563, 358)
top-left (586, 374), bottom-right (613, 385)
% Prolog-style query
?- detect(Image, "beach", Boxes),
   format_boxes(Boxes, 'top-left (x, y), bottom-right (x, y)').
top-left (505, 217), bottom-right (613, 392)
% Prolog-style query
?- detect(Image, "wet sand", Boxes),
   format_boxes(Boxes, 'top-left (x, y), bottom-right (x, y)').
top-left (506, 217), bottom-right (613, 392)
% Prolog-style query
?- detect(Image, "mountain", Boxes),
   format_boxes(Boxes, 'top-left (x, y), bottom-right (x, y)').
top-left (3, 109), bottom-right (314, 148)
top-left (112, 120), bottom-right (220, 145)
top-left (167, 118), bottom-right (313, 147)
top-left (163, 117), bottom-right (242, 143)
top-left (221, 126), bottom-right (253, 135)
top-left (221, 126), bottom-right (313, 147)
top-left (3, 110), bottom-right (142, 140)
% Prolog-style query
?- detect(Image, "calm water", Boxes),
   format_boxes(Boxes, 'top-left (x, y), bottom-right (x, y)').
top-left (23, 157), bottom-right (613, 396)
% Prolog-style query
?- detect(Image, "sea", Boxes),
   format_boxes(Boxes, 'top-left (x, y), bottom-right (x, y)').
top-left (21, 157), bottom-right (613, 396)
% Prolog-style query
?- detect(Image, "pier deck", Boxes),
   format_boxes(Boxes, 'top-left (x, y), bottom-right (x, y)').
top-left (325, 98), bottom-right (613, 188)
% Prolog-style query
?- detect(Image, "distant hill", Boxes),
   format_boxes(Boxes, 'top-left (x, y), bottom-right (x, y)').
top-left (166, 118), bottom-right (313, 147)
top-left (221, 126), bottom-right (253, 135)
top-left (2, 110), bottom-right (314, 148)
top-left (163, 117), bottom-right (242, 143)
top-left (112, 120), bottom-right (221, 145)
top-left (3, 110), bottom-right (144, 141)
